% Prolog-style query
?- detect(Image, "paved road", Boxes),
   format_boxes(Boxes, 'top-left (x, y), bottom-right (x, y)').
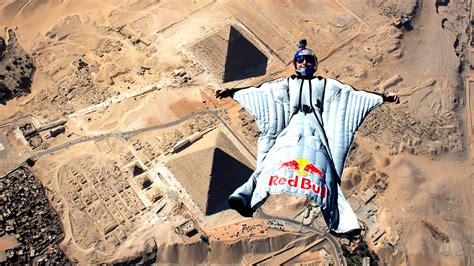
top-left (256, 209), bottom-right (346, 266)
top-left (21, 108), bottom-right (256, 160)
top-left (2, 108), bottom-right (257, 175)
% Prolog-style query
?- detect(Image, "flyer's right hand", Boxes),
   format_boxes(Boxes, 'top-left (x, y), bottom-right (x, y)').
top-left (383, 92), bottom-right (400, 104)
top-left (215, 88), bottom-right (234, 99)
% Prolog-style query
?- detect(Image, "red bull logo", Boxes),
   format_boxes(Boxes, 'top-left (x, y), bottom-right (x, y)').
top-left (278, 158), bottom-right (323, 179)
top-left (271, 158), bottom-right (326, 199)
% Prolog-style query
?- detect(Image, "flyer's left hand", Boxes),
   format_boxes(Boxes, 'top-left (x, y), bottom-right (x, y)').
top-left (215, 88), bottom-right (234, 99)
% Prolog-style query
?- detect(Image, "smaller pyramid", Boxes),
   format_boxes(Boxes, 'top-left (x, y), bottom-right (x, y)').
top-left (188, 24), bottom-right (267, 83)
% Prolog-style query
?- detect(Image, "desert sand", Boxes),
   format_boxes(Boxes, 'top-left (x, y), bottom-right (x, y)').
top-left (0, 0), bottom-right (473, 264)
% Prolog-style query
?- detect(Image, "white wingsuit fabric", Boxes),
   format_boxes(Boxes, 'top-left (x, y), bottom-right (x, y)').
top-left (232, 76), bottom-right (383, 233)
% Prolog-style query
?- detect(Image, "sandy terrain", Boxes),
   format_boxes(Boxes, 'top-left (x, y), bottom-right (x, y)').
top-left (0, 0), bottom-right (473, 264)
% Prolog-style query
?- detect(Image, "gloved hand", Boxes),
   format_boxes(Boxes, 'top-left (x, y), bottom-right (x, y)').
top-left (215, 88), bottom-right (235, 99)
top-left (383, 92), bottom-right (400, 104)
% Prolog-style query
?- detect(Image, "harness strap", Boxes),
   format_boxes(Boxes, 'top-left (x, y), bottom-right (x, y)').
top-left (309, 78), bottom-right (336, 169)
top-left (289, 78), bottom-right (305, 121)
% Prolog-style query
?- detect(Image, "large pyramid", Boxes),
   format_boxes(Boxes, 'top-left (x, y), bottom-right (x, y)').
top-left (166, 129), bottom-right (254, 215)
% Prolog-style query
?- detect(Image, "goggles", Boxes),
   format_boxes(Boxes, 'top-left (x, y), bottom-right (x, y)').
top-left (294, 55), bottom-right (316, 65)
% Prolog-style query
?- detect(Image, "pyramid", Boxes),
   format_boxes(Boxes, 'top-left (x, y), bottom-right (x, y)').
top-left (188, 24), bottom-right (268, 83)
top-left (166, 130), bottom-right (254, 215)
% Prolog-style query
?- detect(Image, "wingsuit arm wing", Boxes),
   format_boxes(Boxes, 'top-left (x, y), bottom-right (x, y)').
top-left (233, 78), bottom-right (290, 166)
top-left (322, 79), bottom-right (384, 178)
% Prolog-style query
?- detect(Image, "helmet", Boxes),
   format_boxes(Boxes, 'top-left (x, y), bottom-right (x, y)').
top-left (293, 40), bottom-right (318, 77)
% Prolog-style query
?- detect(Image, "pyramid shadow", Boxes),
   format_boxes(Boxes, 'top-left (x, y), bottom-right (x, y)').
top-left (206, 148), bottom-right (254, 215)
top-left (223, 25), bottom-right (267, 83)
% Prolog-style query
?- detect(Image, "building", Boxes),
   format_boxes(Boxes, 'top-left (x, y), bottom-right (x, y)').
top-left (361, 187), bottom-right (377, 204)
top-left (370, 226), bottom-right (386, 243)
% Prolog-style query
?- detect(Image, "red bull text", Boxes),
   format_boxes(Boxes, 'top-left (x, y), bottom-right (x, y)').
top-left (268, 175), bottom-right (327, 198)
top-left (271, 158), bottom-right (327, 199)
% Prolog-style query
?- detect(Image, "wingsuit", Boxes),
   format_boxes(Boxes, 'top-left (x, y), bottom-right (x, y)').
top-left (227, 74), bottom-right (385, 234)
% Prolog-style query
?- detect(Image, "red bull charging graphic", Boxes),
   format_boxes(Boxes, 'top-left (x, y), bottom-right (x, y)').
top-left (270, 158), bottom-right (327, 199)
